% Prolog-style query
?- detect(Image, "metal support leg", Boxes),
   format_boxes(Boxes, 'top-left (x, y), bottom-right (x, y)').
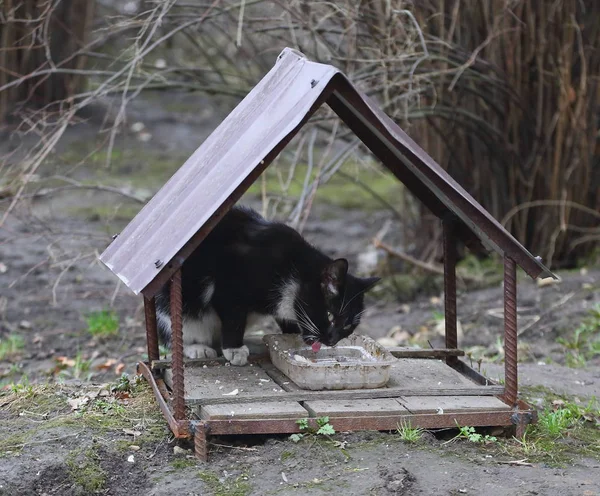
top-left (144, 296), bottom-right (160, 364)
top-left (194, 422), bottom-right (210, 462)
top-left (170, 268), bottom-right (186, 420)
top-left (503, 256), bottom-right (518, 406)
top-left (443, 217), bottom-right (458, 365)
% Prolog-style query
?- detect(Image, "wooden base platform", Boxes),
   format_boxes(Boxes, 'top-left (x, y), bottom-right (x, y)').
top-left (143, 351), bottom-right (536, 461)
top-left (163, 357), bottom-right (509, 418)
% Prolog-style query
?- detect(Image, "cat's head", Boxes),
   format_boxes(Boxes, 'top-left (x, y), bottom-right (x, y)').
top-left (296, 258), bottom-right (380, 348)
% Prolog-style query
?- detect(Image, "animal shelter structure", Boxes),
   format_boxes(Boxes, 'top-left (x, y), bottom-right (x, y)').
top-left (100, 48), bottom-right (555, 461)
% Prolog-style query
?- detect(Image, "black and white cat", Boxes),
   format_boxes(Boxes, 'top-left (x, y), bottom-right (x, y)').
top-left (155, 206), bottom-right (379, 366)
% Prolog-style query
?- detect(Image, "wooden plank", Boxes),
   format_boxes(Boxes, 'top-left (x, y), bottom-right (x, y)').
top-left (388, 347), bottom-right (464, 359)
top-left (200, 401), bottom-right (308, 420)
top-left (203, 409), bottom-right (518, 435)
top-left (448, 359), bottom-right (497, 386)
top-left (398, 396), bottom-right (511, 414)
top-left (153, 355), bottom-right (268, 369)
top-left (304, 399), bottom-right (409, 418)
top-left (387, 358), bottom-right (480, 388)
top-left (258, 362), bottom-right (303, 392)
top-left (186, 385), bottom-right (504, 406)
top-left (163, 363), bottom-right (286, 400)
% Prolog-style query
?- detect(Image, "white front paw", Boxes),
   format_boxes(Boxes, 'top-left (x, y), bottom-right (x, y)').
top-left (184, 344), bottom-right (218, 359)
top-left (223, 345), bottom-right (250, 366)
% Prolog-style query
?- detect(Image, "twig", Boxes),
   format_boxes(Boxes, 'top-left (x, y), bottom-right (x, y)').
top-left (518, 291), bottom-right (576, 337)
top-left (210, 442), bottom-right (258, 452)
top-left (374, 238), bottom-right (445, 276)
top-left (496, 459), bottom-right (533, 467)
top-left (0, 184), bottom-right (146, 205)
top-left (4, 431), bottom-right (82, 450)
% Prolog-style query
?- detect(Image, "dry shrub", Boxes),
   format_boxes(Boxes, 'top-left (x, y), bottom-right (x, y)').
top-left (1, 0), bottom-right (598, 268)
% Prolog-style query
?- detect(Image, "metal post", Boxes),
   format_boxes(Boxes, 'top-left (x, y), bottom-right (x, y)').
top-left (443, 217), bottom-right (458, 365)
top-left (144, 296), bottom-right (160, 364)
top-left (170, 268), bottom-right (186, 420)
top-left (503, 256), bottom-right (518, 406)
top-left (194, 422), bottom-right (209, 462)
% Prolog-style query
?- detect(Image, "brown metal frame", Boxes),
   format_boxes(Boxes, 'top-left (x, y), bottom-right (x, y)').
top-left (125, 50), bottom-right (536, 462)
top-left (443, 216), bottom-right (458, 366)
top-left (136, 194), bottom-right (530, 462)
top-left (137, 249), bottom-right (532, 461)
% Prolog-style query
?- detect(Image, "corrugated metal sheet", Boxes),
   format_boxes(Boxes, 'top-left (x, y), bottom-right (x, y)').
top-left (99, 47), bottom-right (554, 296)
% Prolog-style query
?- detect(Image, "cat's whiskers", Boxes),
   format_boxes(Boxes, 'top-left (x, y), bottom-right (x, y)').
top-left (298, 305), bottom-right (320, 337)
top-left (352, 304), bottom-right (378, 324)
top-left (296, 314), bottom-right (317, 334)
top-left (340, 286), bottom-right (370, 314)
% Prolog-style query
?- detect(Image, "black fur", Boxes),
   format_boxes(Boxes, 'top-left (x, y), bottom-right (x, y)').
top-left (155, 206), bottom-right (379, 364)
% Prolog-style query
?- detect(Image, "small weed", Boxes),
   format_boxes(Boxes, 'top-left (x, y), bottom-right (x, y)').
top-left (397, 420), bottom-right (424, 443)
top-left (557, 304), bottom-right (600, 367)
top-left (296, 418), bottom-right (309, 430)
top-left (290, 416), bottom-right (336, 442)
top-left (93, 399), bottom-right (126, 415)
top-left (449, 424), bottom-right (497, 444)
top-left (0, 334), bottom-right (25, 360)
top-left (9, 376), bottom-right (34, 397)
top-left (111, 373), bottom-right (143, 394)
top-left (316, 416), bottom-right (336, 435)
top-left (57, 352), bottom-right (93, 381)
top-left (538, 407), bottom-right (581, 438)
top-left (86, 310), bottom-right (119, 337)
top-left (511, 430), bottom-right (548, 458)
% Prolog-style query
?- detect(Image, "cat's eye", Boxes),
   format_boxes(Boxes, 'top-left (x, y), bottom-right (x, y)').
top-left (327, 311), bottom-right (334, 323)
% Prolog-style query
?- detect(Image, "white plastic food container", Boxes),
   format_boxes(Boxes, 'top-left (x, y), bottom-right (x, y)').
top-left (263, 334), bottom-right (396, 390)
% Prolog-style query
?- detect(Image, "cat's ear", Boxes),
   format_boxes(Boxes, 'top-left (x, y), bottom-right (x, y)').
top-left (359, 276), bottom-right (380, 292)
top-left (321, 259), bottom-right (349, 298)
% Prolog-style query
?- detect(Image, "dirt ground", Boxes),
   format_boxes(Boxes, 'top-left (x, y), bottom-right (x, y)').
top-left (1, 91), bottom-right (600, 495)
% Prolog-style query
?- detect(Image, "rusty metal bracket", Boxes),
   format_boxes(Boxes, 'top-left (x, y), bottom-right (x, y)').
top-left (511, 409), bottom-right (535, 439)
top-left (190, 420), bottom-right (211, 462)
top-left (137, 360), bottom-right (191, 438)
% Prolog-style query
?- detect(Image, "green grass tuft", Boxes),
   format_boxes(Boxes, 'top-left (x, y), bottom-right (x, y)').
top-left (557, 304), bottom-right (600, 367)
top-left (397, 420), bottom-right (424, 443)
top-left (537, 407), bottom-right (582, 438)
top-left (0, 334), bottom-right (25, 360)
top-left (85, 310), bottom-right (119, 337)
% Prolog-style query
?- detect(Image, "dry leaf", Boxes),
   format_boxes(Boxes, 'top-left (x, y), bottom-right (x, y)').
top-left (537, 277), bottom-right (559, 288)
top-left (123, 428), bottom-right (142, 437)
top-left (57, 356), bottom-right (76, 367)
top-left (115, 363), bottom-right (125, 375)
top-left (97, 359), bottom-right (117, 371)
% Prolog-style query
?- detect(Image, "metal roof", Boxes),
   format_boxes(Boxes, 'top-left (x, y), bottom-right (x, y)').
top-left (99, 47), bottom-right (554, 297)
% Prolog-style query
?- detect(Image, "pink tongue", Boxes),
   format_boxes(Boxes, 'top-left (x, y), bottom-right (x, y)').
top-left (311, 342), bottom-right (322, 353)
